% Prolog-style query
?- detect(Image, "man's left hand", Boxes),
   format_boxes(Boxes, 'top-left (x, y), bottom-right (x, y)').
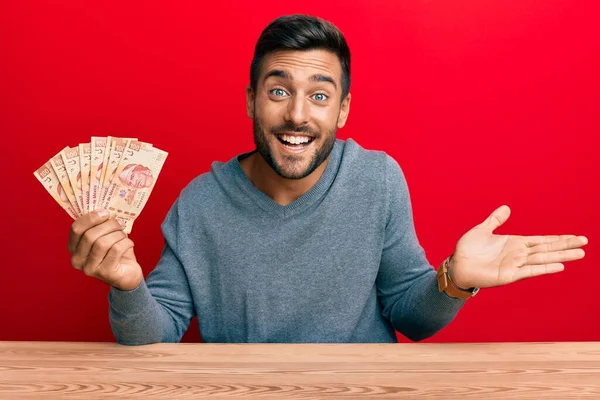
top-left (449, 205), bottom-right (588, 289)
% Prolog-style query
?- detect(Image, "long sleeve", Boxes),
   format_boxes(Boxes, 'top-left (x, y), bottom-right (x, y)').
top-left (376, 156), bottom-right (465, 341)
top-left (108, 199), bottom-right (195, 345)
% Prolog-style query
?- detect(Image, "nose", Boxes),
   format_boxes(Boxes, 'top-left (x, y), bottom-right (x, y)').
top-left (284, 94), bottom-right (309, 127)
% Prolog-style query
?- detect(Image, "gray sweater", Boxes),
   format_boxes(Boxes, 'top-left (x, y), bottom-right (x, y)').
top-left (108, 138), bottom-right (465, 344)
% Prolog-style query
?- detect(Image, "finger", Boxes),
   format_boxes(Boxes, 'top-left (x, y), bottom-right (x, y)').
top-left (479, 205), bottom-right (511, 232)
top-left (68, 210), bottom-right (111, 254)
top-left (526, 248), bottom-right (586, 266)
top-left (81, 231), bottom-right (129, 277)
top-left (514, 263), bottom-right (565, 281)
top-left (95, 238), bottom-right (135, 282)
top-left (525, 235), bottom-right (577, 247)
top-left (71, 219), bottom-right (125, 271)
top-left (528, 236), bottom-right (588, 254)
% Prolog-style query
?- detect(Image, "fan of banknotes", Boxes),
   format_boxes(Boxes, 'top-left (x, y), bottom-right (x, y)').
top-left (34, 137), bottom-right (168, 234)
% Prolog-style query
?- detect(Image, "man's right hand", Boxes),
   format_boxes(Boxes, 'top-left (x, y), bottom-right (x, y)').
top-left (68, 210), bottom-right (143, 291)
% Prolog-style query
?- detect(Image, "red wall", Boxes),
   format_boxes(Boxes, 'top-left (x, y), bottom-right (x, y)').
top-left (1, 0), bottom-right (598, 343)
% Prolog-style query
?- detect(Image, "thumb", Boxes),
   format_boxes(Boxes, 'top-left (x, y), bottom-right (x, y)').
top-left (478, 205), bottom-right (511, 232)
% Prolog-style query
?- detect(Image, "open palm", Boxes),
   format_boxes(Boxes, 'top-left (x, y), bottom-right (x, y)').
top-left (450, 205), bottom-right (588, 289)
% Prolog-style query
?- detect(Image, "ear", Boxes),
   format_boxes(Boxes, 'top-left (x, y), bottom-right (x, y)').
top-left (336, 93), bottom-right (351, 129)
top-left (246, 85), bottom-right (255, 119)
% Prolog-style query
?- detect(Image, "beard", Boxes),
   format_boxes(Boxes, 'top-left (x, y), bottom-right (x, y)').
top-left (253, 115), bottom-right (337, 180)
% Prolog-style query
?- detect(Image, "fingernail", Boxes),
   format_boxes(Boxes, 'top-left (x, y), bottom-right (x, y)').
top-left (97, 209), bottom-right (109, 218)
top-left (580, 236), bottom-right (588, 245)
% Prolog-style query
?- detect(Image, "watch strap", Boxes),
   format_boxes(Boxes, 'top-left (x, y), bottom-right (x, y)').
top-left (437, 256), bottom-right (480, 300)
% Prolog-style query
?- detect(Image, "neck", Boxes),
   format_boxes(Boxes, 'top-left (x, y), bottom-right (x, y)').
top-left (240, 153), bottom-right (331, 206)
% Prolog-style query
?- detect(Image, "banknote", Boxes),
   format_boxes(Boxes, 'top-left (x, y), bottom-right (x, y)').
top-left (79, 143), bottom-right (91, 212)
top-left (35, 136), bottom-right (167, 233)
top-left (98, 136), bottom-right (113, 204)
top-left (102, 141), bottom-right (168, 233)
top-left (89, 136), bottom-right (109, 212)
top-left (50, 150), bottom-right (82, 216)
top-left (97, 140), bottom-right (152, 211)
top-left (33, 162), bottom-right (79, 219)
top-left (99, 137), bottom-right (138, 206)
top-left (60, 146), bottom-right (84, 213)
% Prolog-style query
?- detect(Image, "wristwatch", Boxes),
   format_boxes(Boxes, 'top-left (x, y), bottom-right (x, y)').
top-left (437, 255), bottom-right (480, 300)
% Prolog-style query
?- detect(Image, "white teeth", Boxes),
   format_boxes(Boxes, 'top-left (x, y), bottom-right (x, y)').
top-left (281, 134), bottom-right (310, 145)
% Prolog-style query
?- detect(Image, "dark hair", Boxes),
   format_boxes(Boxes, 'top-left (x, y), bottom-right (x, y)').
top-left (250, 14), bottom-right (351, 100)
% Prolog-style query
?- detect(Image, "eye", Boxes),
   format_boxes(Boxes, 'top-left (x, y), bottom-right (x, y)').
top-left (270, 88), bottom-right (288, 97)
top-left (312, 93), bottom-right (328, 102)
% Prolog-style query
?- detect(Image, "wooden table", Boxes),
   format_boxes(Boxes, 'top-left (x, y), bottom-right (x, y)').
top-left (1, 341), bottom-right (599, 399)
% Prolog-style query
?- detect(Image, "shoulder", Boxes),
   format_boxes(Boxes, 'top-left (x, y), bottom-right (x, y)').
top-left (166, 154), bottom-right (241, 221)
top-left (338, 139), bottom-right (411, 221)
top-left (339, 138), bottom-right (406, 186)
top-left (179, 155), bottom-right (238, 202)
top-left (161, 157), bottom-right (238, 239)
top-left (179, 169), bottom-right (216, 201)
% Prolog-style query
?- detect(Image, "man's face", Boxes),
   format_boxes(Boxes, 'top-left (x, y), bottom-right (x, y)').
top-left (247, 49), bottom-right (351, 180)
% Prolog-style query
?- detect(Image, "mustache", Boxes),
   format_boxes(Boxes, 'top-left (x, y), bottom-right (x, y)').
top-left (270, 122), bottom-right (320, 138)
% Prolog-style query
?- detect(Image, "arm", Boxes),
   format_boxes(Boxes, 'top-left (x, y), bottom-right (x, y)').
top-left (376, 156), bottom-right (465, 341)
top-left (108, 199), bottom-right (195, 345)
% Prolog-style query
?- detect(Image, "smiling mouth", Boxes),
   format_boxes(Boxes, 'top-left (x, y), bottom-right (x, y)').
top-left (275, 133), bottom-right (316, 150)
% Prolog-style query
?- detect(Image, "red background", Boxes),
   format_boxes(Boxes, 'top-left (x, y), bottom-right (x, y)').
top-left (1, 0), bottom-right (598, 343)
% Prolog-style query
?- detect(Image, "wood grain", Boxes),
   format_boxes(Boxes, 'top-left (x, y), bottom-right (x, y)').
top-left (0, 341), bottom-right (599, 399)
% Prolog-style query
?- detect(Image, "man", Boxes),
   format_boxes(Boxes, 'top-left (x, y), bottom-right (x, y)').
top-left (68, 15), bottom-right (588, 344)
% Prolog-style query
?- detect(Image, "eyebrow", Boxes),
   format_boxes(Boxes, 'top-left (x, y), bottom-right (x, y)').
top-left (264, 70), bottom-right (337, 90)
